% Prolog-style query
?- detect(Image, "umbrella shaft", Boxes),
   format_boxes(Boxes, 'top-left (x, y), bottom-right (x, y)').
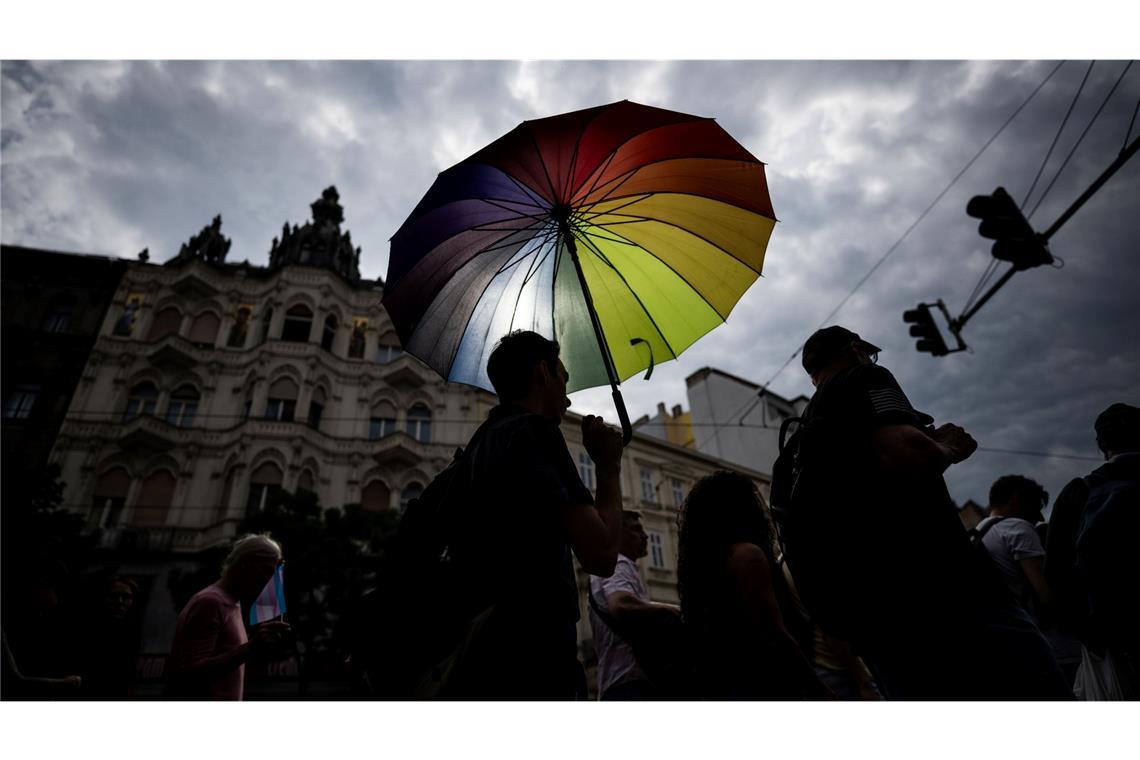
top-left (563, 228), bottom-right (621, 392)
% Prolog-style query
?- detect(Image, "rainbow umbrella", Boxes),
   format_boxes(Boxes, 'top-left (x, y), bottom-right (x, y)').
top-left (384, 100), bottom-right (776, 444)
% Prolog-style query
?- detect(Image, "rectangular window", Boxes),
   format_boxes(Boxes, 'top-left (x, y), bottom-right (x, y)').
top-left (671, 478), bottom-right (685, 506)
top-left (369, 417), bottom-right (396, 441)
top-left (43, 310), bottom-right (72, 333)
top-left (165, 400), bottom-right (198, 428)
top-left (4, 385), bottom-right (40, 420)
top-left (266, 399), bottom-right (296, 422)
top-left (577, 451), bottom-right (595, 490)
top-left (647, 531), bottom-right (667, 569)
top-left (92, 496), bottom-right (126, 528)
top-left (308, 402), bottom-right (324, 429)
top-left (640, 468), bottom-right (656, 502)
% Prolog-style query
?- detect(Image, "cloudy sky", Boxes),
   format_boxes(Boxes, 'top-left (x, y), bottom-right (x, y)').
top-left (3, 57), bottom-right (1138, 509)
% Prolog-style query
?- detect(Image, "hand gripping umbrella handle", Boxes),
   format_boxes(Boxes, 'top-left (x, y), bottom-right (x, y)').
top-left (562, 225), bottom-right (635, 448)
top-left (613, 388), bottom-right (633, 447)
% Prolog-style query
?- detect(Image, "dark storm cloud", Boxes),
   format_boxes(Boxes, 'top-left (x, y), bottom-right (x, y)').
top-left (2, 59), bottom-right (1137, 507)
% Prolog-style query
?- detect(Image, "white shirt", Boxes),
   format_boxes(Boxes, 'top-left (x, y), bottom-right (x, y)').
top-left (588, 554), bottom-right (647, 697)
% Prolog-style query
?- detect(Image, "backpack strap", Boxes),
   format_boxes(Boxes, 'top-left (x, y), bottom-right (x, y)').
top-left (969, 515), bottom-right (1005, 542)
top-left (778, 415), bottom-right (801, 454)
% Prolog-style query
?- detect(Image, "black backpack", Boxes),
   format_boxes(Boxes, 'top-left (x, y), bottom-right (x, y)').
top-left (346, 422), bottom-right (493, 698)
top-left (768, 413), bottom-right (877, 641)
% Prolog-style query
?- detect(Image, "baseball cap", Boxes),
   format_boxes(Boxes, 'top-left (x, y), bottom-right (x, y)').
top-left (802, 326), bottom-right (882, 376)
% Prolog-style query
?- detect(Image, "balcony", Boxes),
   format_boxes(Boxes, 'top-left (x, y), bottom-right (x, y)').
top-left (95, 516), bottom-right (241, 555)
top-left (370, 430), bottom-right (434, 468)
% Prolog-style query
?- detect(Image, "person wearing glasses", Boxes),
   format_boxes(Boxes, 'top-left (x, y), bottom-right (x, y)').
top-left (781, 326), bottom-right (1070, 699)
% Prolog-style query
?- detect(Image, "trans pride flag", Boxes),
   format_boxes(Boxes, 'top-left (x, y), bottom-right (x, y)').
top-left (249, 563), bottom-right (287, 625)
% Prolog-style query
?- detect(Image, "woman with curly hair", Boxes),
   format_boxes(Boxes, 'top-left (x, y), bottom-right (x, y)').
top-left (677, 471), bottom-right (831, 700)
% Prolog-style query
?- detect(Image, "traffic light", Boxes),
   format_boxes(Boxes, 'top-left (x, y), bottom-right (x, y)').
top-left (903, 304), bottom-right (949, 356)
top-left (966, 186), bottom-right (1053, 270)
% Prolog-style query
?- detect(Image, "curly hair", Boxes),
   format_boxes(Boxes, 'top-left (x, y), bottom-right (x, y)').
top-left (676, 471), bottom-right (779, 627)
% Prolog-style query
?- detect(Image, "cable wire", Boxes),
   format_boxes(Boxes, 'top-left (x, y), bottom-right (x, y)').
top-left (1027, 60), bottom-right (1134, 220)
top-left (1123, 90), bottom-right (1140, 151)
top-left (1021, 61), bottom-right (1095, 212)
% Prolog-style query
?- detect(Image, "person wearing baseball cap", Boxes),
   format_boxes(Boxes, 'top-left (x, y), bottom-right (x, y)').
top-left (779, 324), bottom-right (1071, 700)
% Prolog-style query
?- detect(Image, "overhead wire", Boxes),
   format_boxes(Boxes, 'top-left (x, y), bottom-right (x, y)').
top-left (1021, 61), bottom-right (1095, 212)
top-left (1026, 60), bottom-right (1134, 221)
top-left (962, 61), bottom-right (1093, 316)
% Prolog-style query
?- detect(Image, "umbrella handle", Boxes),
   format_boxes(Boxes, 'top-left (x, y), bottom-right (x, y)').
top-left (613, 388), bottom-right (633, 447)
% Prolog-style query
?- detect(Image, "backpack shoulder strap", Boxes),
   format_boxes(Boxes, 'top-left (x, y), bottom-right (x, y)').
top-left (970, 516), bottom-right (1005, 542)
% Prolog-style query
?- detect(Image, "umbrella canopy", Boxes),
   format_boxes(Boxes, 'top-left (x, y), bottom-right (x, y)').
top-left (385, 100), bottom-right (776, 440)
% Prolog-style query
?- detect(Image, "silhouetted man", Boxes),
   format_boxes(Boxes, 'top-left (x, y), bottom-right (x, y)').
top-left (1047, 402), bottom-right (1140, 699)
top-left (442, 330), bottom-right (625, 699)
top-left (167, 534), bottom-right (289, 700)
top-left (784, 325), bottom-right (1069, 699)
top-left (588, 510), bottom-right (681, 700)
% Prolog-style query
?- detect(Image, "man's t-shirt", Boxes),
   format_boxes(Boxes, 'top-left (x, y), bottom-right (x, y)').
top-left (462, 404), bottom-right (594, 634)
top-left (979, 516), bottom-right (1045, 614)
top-left (794, 364), bottom-right (994, 639)
top-left (168, 584), bottom-right (247, 700)
top-left (588, 554), bottom-right (648, 697)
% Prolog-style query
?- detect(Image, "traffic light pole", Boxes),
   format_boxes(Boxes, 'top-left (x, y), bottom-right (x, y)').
top-left (952, 135), bottom-right (1140, 334)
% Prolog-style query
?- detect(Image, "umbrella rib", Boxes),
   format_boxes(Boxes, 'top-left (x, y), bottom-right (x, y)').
top-left (575, 155), bottom-right (772, 218)
top-left (567, 114), bottom-right (707, 201)
top-left (572, 228), bottom-right (680, 364)
top-left (579, 221), bottom-right (733, 321)
top-left (522, 230), bottom-right (559, 286)
top-left (525, 124), bottom-right (561, 203)
top-left (478, 197), bottom-right (557, 226)
top-left (493, 167), bottom-right (555, 213)
top-left (582, 211), bottom-right (764, 277)
top-left (507, 235), bottom-right (559, 333)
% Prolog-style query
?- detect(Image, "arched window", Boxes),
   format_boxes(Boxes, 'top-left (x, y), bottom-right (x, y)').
top-left (146, 306), bottom-right (182, 342)
top-left (298, 469), bottom-right (316, 496)
top-left (407, 403), bottom-right (431, 443)
top-left (133, 470), bottom-right (175, 527)
top-left (188, 312), bottom-right (220, 348)
top-left (227, 306), bottom-right (252, 348)
top-left (165, 384), bottom-right (200, 428)
top-left (123, 382), bottom-right (159, 421)
top-left (247, 462), bottom-right (283, 515)
top-left (265, 377), bottom-right (298, 422)
top-left (260, 308), bottom-right (274, 344)
top-left (376, 331), bottom-right (403, 364)
top-left (361, 480), bottom-right (390, 512)
top-left (307, 387), bottom-right (327, 429)
top-left (399, 482), bottom-right (423, 512)
top-left (42, 293), bottom-right (76, 333)
top-left (321, 314), bottom-right (338, 352)
top-left (91, 468), bottom-right (130, 528)
top-left (282, 304), bottom-right (313, 343)
top-left (369, 400), bottom-right (397, 441)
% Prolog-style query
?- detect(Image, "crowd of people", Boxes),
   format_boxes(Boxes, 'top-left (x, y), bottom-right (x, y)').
top-left (4, 327), bottom-right (1136, 701)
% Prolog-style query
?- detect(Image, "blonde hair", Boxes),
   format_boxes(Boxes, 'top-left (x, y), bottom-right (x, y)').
top-left (222, 533), bottom-right (282, 574)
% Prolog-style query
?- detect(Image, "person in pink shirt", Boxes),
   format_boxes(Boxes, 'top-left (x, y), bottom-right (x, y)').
top-left (167, 534), bottom-right (289, 700)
